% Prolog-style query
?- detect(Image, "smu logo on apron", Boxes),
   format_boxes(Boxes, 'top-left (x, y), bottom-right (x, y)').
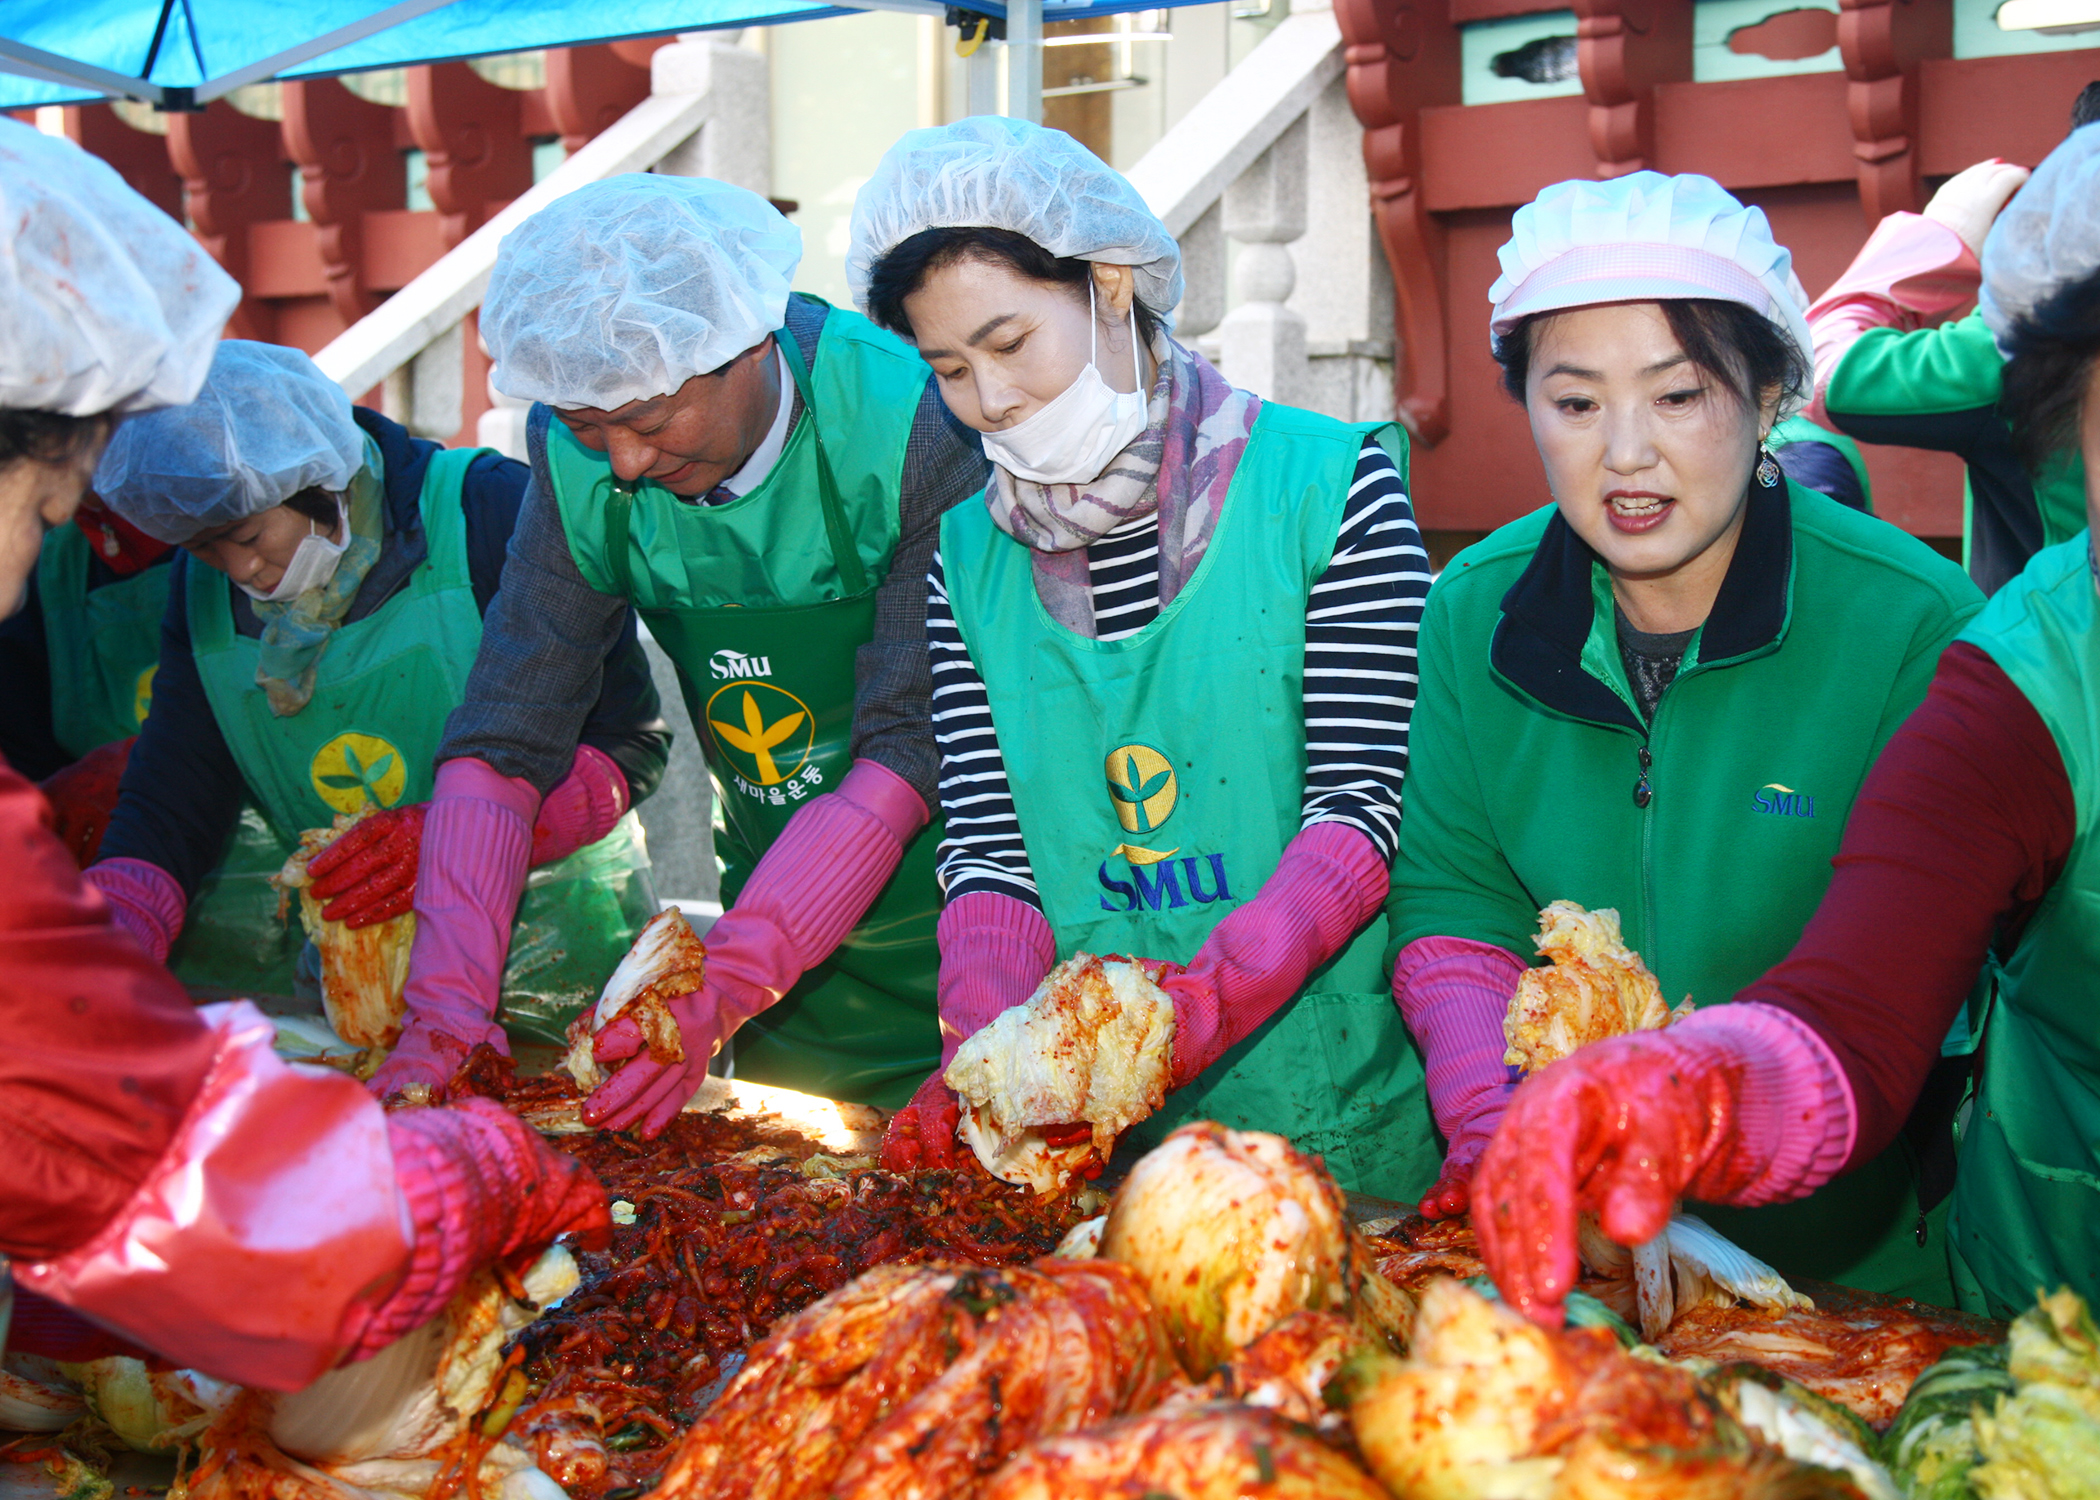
top-left (311, 731), bottom-right (409, 815)
top-left (1096, 740), bottom-right (1235, 912)
top-left (706, 678), bottom-right (825, 807)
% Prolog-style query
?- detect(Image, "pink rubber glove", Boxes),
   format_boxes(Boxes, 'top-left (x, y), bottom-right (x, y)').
top-left (878, 891), bottom-right (1056, 1172)
top-left (583, 758), bottom-right (928, 1137)
top-left (531, 744), bottom-right (631, 866)
top-left (349, 1097), bottom-right (611, 1357)
top-left (368, 758), bottom-right (538, 1102)
top-left (1392, 935), bottom-right (1529, 1220)
top-left (1163, 820), bottom-right (1391, 1088)
top-left (82, 857), bottom-right (186, 964)
top-left (1473, 1001), bottom-right (1856, 1328)
top-left (1805, 211), bottom-right (1980, 423)
top-left (16, 1000), bottom-right (414, 1390)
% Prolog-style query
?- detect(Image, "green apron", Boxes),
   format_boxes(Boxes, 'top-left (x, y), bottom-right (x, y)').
top-left (187, 447), bottom-right (656, 1041)
top-left (1946, 536), bottom-right (2100, 1317)
top-left (34, 525), bottom-right (299, 995)
top-left (36, 524), bottom-right (167, 756)
top-left (941, 402), bottom-right (1439, 1203)
top-left (546, 306), bottom-right (943, 1109)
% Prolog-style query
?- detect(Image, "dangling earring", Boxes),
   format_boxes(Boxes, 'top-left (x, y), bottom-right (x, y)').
top-left (1756, 443), bottom-right (1781, 488)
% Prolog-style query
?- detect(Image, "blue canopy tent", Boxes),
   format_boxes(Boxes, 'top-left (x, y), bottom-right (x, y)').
top-left (0, 0), bottom-right (1185, 119)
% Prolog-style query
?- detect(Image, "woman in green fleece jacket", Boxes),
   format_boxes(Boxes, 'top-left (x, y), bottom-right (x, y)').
top-left (1388, 171), bottom-right (1984, 1303)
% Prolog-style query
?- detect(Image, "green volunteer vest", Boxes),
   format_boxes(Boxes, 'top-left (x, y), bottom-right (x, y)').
top-left (36, 524), bottom-right (166, 756)
top-left (1949, 535), bottom-right (2100, 1318)
top-left (187, 447), bottom-right (656, 1040)
top-left (941, 403), bottom-right (1439, 1204)
top-left (32, 526), bottom-right (299, 995)
top-left (547, 304), bottom-right (943, 1109)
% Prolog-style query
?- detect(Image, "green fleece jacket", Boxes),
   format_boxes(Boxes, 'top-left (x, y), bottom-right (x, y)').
top-left (1389, 479), bottom-right (1983, 1293)
top-left (1392, 480), bottom-right (1980, 1002)
top-left (1825, 309), bottom-right (2085, 595)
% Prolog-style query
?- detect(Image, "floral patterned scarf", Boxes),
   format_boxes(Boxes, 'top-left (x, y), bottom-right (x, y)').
top-left (987, 333), bottom-right (1261, 637)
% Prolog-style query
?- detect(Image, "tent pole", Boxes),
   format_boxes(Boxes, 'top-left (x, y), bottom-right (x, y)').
top-left (966, 43), bottom-right (999, 115)
top-left (1004, 0), bottom-right (1041, 122)
top-left (191, 0), bottom-right (457, 102)
top-left (0, 38), bottom-right (158, 103)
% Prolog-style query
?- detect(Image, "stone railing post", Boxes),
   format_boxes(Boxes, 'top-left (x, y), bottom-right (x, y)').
top-left (477, 368), bottom-right (532, 461)
top-left (1171, 203), bottom-right (1227, 342)
top-left (1219, 114), bottom-right (1311, 404)
top-left (650, 38), bottom-right (771, 194)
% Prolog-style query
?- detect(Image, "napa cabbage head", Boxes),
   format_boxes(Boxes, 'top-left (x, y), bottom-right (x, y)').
top-left (1971, 1288), bottom-right (2100, 1500)
top-left (1096, 1123), bottom-right (1406, 1378)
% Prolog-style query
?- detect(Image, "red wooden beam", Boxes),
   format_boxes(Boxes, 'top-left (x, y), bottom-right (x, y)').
top-left (1337, 0), bottom-right (1463, 442)
top-left (1575, 0), bottom-right (1691, 177)
top-left (1918, 52), bottom-right (2100, 173)
top-left (543, 43), bottom-right (661, 154)
top-left (407, 62), bottom-right (534, 250)
top-left (282, 78), bottom-right (407, 331)
top-left (167, 102), bottom-right (293, 343)
top-left (1837, 0), bottom-right (1950, 221)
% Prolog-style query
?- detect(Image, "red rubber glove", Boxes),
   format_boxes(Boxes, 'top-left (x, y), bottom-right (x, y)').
top-left (307, 803), bottom-right (428, 928)
top-left (878, 1071), bottom-right (967, 1172)
top-left (1471, 1004), bottom-right (1854, 1328)
top-left (39, 737), bottom-right (134, 868)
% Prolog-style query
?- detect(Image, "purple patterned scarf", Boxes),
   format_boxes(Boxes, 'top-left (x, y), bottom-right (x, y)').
top-left (986, 333), bottom-right (1261, 637)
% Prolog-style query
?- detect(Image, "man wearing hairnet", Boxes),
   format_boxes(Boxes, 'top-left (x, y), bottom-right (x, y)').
top-left (78, 340), bottom-right (667, 1033)
top-left (378, 173), bottom-right (989, 1125)
top-left (0, 114), bottom-right (609, 1392)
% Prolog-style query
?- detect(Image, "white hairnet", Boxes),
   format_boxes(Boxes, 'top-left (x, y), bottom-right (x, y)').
top-left (1982, 125), bottom-right (2100, 352)
top-left (0, 117), bottom-right (238, 417)
top-left (482, 174), bottom-right (801, 411)
top-left (1490, 172), bottom-right (1814, 414)
top-left (846, 116), bottom-right (1184, 327)
top-left (95, 341), bottom-right (366, 545)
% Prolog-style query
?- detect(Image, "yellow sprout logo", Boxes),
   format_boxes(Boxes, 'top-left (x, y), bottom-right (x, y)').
top-left (132, 664), bottom-right (157, 729)
top-left (707, 682), bottom-right (815, 787)
top-left (1106, 744), bottom-right (1179, 865)
top-left (311, 732), bottom-right (409, 816)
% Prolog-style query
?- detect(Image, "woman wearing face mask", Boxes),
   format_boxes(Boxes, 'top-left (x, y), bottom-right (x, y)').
top-left (1387, 173), bottom-right (1983, 1301)
top-left (850, 118), bottom-right (1441, 1200)
top-left (83, 340), bottom-right (668, 1041)
top-left (1470, 137), bottom-right (2100, 1326)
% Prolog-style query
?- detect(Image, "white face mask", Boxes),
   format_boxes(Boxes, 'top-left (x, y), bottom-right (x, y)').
top-left (239, 497), bottom-right (348, 602)
top-left (979, 281), bottom-right (1148, 486)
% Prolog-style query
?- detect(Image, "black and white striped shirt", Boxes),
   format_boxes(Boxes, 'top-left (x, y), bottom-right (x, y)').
top-left (927, 436), bottom-right (1428, 907)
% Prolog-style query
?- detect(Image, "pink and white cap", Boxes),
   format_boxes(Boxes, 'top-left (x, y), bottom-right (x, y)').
top-left (1489, 172), bottom-right (1814, 413)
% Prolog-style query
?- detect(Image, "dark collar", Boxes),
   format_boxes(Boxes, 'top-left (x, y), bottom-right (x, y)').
top-left (1489, 477), bottom-right (1794, 731)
